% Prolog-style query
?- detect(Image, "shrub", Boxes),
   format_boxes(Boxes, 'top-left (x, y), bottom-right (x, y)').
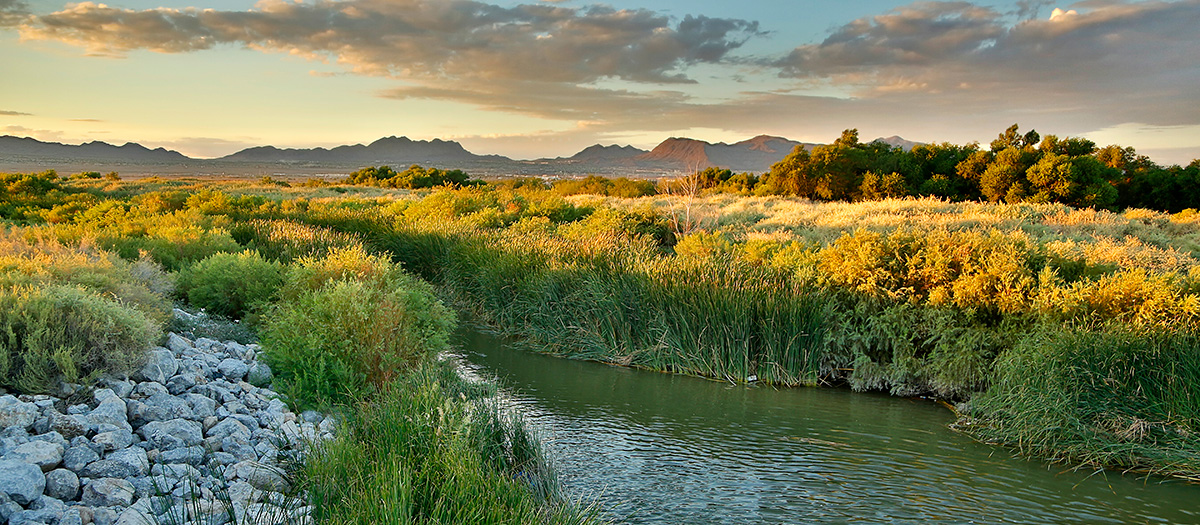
top-left (0, 284), bottom-right (156, 393)
top-left (176, 251), bottom-right (285, 320)
top-left (261, 269), bottom-right (454, 409)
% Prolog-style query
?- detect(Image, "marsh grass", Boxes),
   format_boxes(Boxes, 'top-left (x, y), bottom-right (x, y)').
top-left (966, 325), bottom-right (1200, 478)
top-left (302, 362), bottom-right (591, 524)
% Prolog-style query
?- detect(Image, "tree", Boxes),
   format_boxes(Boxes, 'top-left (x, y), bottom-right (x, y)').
top-left (980, 147), bottom-right (1036, 202)
top-left (860, 171), bottom-right (908, 200)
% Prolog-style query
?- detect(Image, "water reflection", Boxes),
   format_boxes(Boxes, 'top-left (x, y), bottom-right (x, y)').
top-left (456, 329), bottom-right (1198, 524)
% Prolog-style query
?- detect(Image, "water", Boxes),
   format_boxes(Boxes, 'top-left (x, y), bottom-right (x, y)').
top-left (455, 329), bottom-right (1200, 524)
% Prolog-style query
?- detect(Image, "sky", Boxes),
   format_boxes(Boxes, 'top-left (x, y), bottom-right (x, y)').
top-left (1, 0), bottom-right (1198, 164)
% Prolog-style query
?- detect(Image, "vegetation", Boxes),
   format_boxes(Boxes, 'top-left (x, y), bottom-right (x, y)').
top-left (2, 122), bottom-right (1199, 507)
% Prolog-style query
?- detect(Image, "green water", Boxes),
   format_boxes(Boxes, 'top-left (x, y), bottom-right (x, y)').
top-left (455, 329), bottom-right (1200, 524)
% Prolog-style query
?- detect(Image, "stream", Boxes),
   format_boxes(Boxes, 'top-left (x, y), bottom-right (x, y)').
top-left (455, 329), bottom-right (1199, 524)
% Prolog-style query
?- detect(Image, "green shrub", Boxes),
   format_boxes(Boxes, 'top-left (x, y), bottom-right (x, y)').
top-left (261, 273), bottom-right (454, 409)
top-left (0, 284), bottom-right (156, 393)
top-left (176, 251), bottom-right (285, 320)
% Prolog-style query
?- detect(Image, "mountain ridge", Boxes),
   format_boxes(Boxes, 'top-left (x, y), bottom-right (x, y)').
top-left (0, 134), bottom-right (923, 175)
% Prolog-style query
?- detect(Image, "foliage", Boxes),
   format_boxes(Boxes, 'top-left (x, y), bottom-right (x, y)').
top-left (346, 165), bottom-right (481, 189)
top-left (968, 326), bottom-right (1200, 478)
top-left (302, 362), bottom-right (588, 524)
top-left (176, 250), bottom-right (286, 321)
top-left (0, 284), bottom-right (156, 393)
top-left (553, 175), bottom-right (656, 198)
top-left (262, 250), bottom-right (454, 409)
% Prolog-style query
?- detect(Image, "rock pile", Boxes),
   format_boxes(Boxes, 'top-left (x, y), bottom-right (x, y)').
top-left (0, 333), bottom-right (333, 525)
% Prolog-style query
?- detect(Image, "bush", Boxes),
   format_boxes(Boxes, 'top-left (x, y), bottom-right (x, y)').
top-left (176, 251), bottom-right (285, 321)
top-left (0, 284), bottom-right (156, 393)
top-left (262, 260), bottom-right (454, 409)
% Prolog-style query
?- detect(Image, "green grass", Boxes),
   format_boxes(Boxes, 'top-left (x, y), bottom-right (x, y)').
top-left (965, 325), bottom-right (1200, 480)
top-left (302, 363), bottom-right (590, 524)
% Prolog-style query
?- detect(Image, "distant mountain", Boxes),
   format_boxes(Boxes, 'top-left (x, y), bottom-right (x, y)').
top-left (634, 135), bottom-right (817, 172)
top-left (219, 136), bottom-right (495, 164)
top-left (0, 133), bottom-right (921, 177)
top-left (873, 135), bottom-right (922, 151)
top-left (0, 136), bottom-right (190, 162)
top-left (564, 144), bottom-right (648, 162)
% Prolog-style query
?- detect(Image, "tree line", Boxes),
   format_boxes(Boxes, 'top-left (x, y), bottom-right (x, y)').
top-left (685, 125), bottom-right (1199, 212)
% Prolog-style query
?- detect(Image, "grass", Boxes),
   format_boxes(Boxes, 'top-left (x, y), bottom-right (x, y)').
top-left (965, 325), bottom-right (1200, 480)
top-left (302, 362), bottom-right (590, 524)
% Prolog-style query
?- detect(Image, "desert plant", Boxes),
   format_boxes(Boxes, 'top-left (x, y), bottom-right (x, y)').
top-left (176, 251), bottom-right (286, 321)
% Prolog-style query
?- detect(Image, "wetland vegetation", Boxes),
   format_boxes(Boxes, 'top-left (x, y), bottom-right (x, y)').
top-left (2, 125), bottom-right (1199, 521)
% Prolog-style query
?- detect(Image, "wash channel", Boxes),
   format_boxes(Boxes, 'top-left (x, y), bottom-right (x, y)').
top-left (454, 329), bottom-right (1199, 524)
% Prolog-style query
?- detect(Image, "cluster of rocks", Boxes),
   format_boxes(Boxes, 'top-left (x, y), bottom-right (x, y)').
top-left (0, 331), bottom-right (335, 525)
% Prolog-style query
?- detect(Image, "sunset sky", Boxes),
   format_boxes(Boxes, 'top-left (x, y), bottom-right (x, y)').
top-left (1, 0), bottom-right (1198, 164)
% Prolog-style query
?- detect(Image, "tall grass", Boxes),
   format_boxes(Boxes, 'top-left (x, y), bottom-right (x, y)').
top-left (967, 325), bottom-right (1200, 479)
top-left (302, 363), bottom-right (589, 524)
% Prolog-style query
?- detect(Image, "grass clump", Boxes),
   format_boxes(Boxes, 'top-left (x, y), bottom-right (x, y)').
top-left (303, 363), bottom-right (587, 524)
top-left (0, 284), bottom-right (156, 393)
top-left (176, 250), bottom-right (286, 321)
top-left (966, 326), bottom-right (1200, 478)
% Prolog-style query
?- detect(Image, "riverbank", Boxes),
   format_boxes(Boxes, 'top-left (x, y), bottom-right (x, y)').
top-left (0, 327), bottom-right (326, 525)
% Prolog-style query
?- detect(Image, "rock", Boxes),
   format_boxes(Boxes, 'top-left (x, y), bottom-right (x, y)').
top-left (217, 359), bottom-right (250, 382)
top-left (158, 446), bottom-right (204, 466)
top-left (133, 381), bottom-right (170, 398)
top-left (183, 394), bottom-right (217, 421)
top-left (6, 440), bottom-right (64, 472)
top-left (91, 428), bottom-right (134, 452)
top-left (60, 508), bottom-right (84, 525)
top-left (99, 379), bottom-right (135, 400)
top-left (166, 333), bottom-right (193, 355)
top-left (139, 419), bottom-right (203, 450)
top-left (209, 452), bottom-right (238, 466)
top-left (138, 348), bottom-right (178, 383)
top-left (231, 461), bottom-right (289, 492)
top-left (299, 410), bottom-right (323, 425)
top-left (150, 463), bottom-right (200, 480)
top-left (82, 448), bottom-right (147, 478)
top-left (222, 436), bottom-right (258, 461)
top-left (61, 445), bottom-right (99, 473)
top-left (47, 411), bottom-right (88, 441)
top-left (85, 390), bottom-right (129, 432)
top-left (166, 374), bottom-right (199, 396)
top-left (91, 507), bottom-right (117, 525)
top-left (207, 418), bottom-right (250, 441)
top-left (128, 394), bottom-right (193, 424)
top-left (44, 469), bottom-right (79, 501)
top-left (0, 396), bottom-right (38, 430)
top-left (0, 495), bottom-right (20, 525)
top-left (112, 498), bottom-right (154, 525)
top-left (29, 432), bottom-right (66, 447)
top-left (0, 459), bottom-right (47, 505)
top-left (80, 478), bottom-right (134, 507)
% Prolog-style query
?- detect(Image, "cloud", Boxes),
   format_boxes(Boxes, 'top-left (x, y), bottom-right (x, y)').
top-left (68, 118), bottom-right (104, 122)
top-left (0, 0), bottom-right (27, 27)
top-left (0, 109), bottom-right (32, 116)
top-left (19, 0), bottom-right (758, 84)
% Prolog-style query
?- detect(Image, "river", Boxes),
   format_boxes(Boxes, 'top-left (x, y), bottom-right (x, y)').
top-left (455, 329), bottom-right (1199, 524)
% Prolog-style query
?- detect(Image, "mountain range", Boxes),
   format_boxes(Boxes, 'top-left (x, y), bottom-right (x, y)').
top-left (0, 134), bottom-right (919, 177)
